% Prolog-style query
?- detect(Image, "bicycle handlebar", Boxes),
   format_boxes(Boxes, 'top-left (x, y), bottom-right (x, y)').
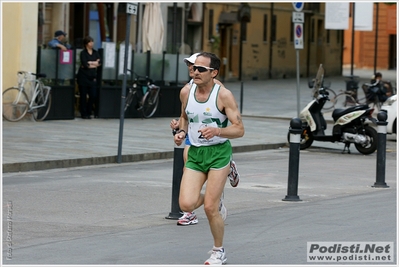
top-left (17, 71), bottom-right (46, 79)
top-left (127, 69), bottom-right (151, 79)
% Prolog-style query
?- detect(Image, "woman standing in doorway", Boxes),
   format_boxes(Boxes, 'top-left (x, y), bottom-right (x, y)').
top-left (77, 36), bottom-right (101, 119)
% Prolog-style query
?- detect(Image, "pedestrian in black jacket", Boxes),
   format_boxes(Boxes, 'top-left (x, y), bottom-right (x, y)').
top-left (77, 36), bottom-right (101, 119)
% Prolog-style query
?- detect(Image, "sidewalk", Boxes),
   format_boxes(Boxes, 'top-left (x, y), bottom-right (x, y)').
top-left (2, 68), bottom-right (397, 173)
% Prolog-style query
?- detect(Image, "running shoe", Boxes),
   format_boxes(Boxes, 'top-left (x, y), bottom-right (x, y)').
top-left (228, 160), bottom-right (240, 187)
top-left (219, 196), bottom-right (227, 221)
top-left (204, 248), bottom-right (227, 265)
top-left (177, 212), bottom-right (198, 226)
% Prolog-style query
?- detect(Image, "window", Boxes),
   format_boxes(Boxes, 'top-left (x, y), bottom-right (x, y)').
top-left (271, 15), bottom-right (276, 42)
top-left (326, 30), bottom-right (330, 44)
top-left (290, 17), bottom-right (293, 42)
top-left (209, 9), bottom-right (214, 40)
top-left (310, 3), bottom-right (320, 13)
top-left (241, 22), bottom-right (247, 42)
top-left (337, 30), bottom-right (341, 44)
top-left (310, 19), bottom-right (315, 43)
top-left (167, 6), bottom-right (183, 53)
top-left (263, 14), bottom-right (268, 42)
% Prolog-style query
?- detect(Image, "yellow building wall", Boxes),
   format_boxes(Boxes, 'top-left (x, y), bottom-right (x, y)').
top-left (203, 3), bottom-right (343, 80)
top-left (242, 5), bottom-right (271, 79)
top-left (2, 2), bottom-right (38, 91)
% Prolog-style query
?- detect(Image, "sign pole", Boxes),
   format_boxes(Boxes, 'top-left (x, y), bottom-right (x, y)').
top-left (292, 3), bottom-right (304, 117)
top-left (117, 3), bottom-right (137, 163)
top-left (293, 23), bottom-right (303, 117)
top-left (296, 49), bottom-right (300, 117)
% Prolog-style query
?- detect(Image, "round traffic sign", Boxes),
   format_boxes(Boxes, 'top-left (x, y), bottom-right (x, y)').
top-left (295, 24), bottom-right (302, 38)
top-left (292, 2), bottom-right (304, 12)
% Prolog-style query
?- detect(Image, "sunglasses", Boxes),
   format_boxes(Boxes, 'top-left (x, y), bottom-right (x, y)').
top-left (193, 65), bottom-right (214, 73)
top-left (185, 62), bottom-right (193, 67)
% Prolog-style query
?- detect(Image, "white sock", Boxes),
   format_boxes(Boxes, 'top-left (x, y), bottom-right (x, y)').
top-left (213, 246), bottom-right (224, 252)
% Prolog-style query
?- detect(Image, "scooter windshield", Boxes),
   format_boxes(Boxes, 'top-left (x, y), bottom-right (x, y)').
top-left (311, 64), bottom-right (325, 99)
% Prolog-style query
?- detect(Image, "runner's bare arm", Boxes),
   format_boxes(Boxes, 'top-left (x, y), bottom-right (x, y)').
top-left (217, 87), bottom-right (244, 139)
top-left (174, 84), bottom-right (190, 145)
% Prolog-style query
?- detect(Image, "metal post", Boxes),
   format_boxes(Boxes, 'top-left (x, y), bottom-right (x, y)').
top-left (373, 111), bottom-right (389, 188)
top-left (175, 52), bottom-right (180, 85)
top-left (165, 142), bottom-right (184, 219)
top-left (55, 49), bottom-right (59, 84)
top-left (36, 46), bottom-right (41, 73)
top-left (117, 12), bottom-right (132, 164)
top-left (239, 21), bottom-right (244, 81)
top-left (161, 51), bottom-right (166, 85)
top-left (373, 3), bottom-right (379, 74)
top-left (146, 50), bottom-right (151, 77)
top-left (283, 118), bottom-right (303, 201)
top-left (350, 3), bottom-right (355, 76)
top-left (296, 49), bottom-right (300, 117)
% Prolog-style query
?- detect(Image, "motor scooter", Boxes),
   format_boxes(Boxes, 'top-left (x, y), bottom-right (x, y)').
top-left (289, 64), bottom-right (378, 155)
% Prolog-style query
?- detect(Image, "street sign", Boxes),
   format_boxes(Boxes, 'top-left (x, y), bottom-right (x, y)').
top-left (294, 23), bottom-right (303, 49)
top-left (292, 2), bottom-right (304, 12)
top-left (292, 12), bottom-right (304, 23)
top-left (127, 2), bottom-right (138, 15)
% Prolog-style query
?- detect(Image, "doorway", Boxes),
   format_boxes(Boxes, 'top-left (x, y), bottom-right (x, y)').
top-left (219, 25), bottom-right (233, 82)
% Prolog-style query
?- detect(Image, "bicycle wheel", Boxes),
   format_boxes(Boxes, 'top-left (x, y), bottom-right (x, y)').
top-left (32, 87), bottom-right (52, 121)
top-left (2, 87), bottom-right (29, 122)
top-left (141, 88), bottom-right (159, 118)
top-left (322, 88), bottom-right (336, 111)
top-left (124, 89), bottom-right (135, 112)
top-left (333, 93), bottom-right (357, 109)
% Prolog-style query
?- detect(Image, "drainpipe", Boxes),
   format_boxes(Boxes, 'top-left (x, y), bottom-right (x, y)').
top-left (137, 3), bottom-right (143, 52)
top-left (373, 3), bottom-right (379, 73)
top-left (239, 21), bottom-right (244, 81)
top-left (305, 11), bottom-right (314, 77)
top-left (268, 3), bottom-right (274, 79)
top-left (172, 3), bottom-right (177, 53)
top-left (184, 3), bottom-right (190, 50)
top-left (350, 2), bottom-right (355, 76)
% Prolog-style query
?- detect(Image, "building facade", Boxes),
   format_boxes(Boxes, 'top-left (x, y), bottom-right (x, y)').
top-left (4, 2), bottom-right (373, 91)
top-left (342, 3), bottom-right (397, 70)
top-left (201, 3), bottom-right (344, 80)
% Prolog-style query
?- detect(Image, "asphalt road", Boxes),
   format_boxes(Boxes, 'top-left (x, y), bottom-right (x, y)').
top-left (2, 143), bottom-right (397, 265)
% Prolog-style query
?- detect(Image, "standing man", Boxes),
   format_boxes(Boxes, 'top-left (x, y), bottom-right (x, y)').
top-left (174, 52), bottom-right (244, 265)
top-left (48, 30), bottom-right (71, 51)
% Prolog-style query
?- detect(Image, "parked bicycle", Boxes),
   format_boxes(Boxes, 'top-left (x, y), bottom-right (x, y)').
top-left (3, 71), bottom-right (52, 122)
top-left (319, 75), bottom-right (398, 112)
top-left (322, 82), bottom-right (396, 112)
top-left (124, 71), bottom-right (160, 118)
top-left (308, 78), bottom-right (355, 111)
top-left (322, 88), bottom-right (357, 111)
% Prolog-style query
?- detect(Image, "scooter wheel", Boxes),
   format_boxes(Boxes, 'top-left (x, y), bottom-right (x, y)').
top-left (354, 125), bottom-right (378, 155)
top-left (286, 127), bottom-right (313, 150)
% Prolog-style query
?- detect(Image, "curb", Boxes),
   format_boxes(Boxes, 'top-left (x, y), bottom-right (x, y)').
top-left (2, 142), bottom-right (288, 173)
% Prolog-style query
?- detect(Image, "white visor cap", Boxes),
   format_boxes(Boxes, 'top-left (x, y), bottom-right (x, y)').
top-left (183, 53), bottom-right (200, 64)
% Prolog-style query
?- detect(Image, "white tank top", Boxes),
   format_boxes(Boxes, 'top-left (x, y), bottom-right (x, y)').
top-left (186, 83), bottom-right (228, 147)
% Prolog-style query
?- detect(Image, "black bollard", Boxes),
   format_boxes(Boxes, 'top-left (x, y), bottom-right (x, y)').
top-left (165, 142), bottom-right (184, 219)
top-left (283, 118), bottom-right (303, 201)
top-left (372, 111), bottom-right (389, 188)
